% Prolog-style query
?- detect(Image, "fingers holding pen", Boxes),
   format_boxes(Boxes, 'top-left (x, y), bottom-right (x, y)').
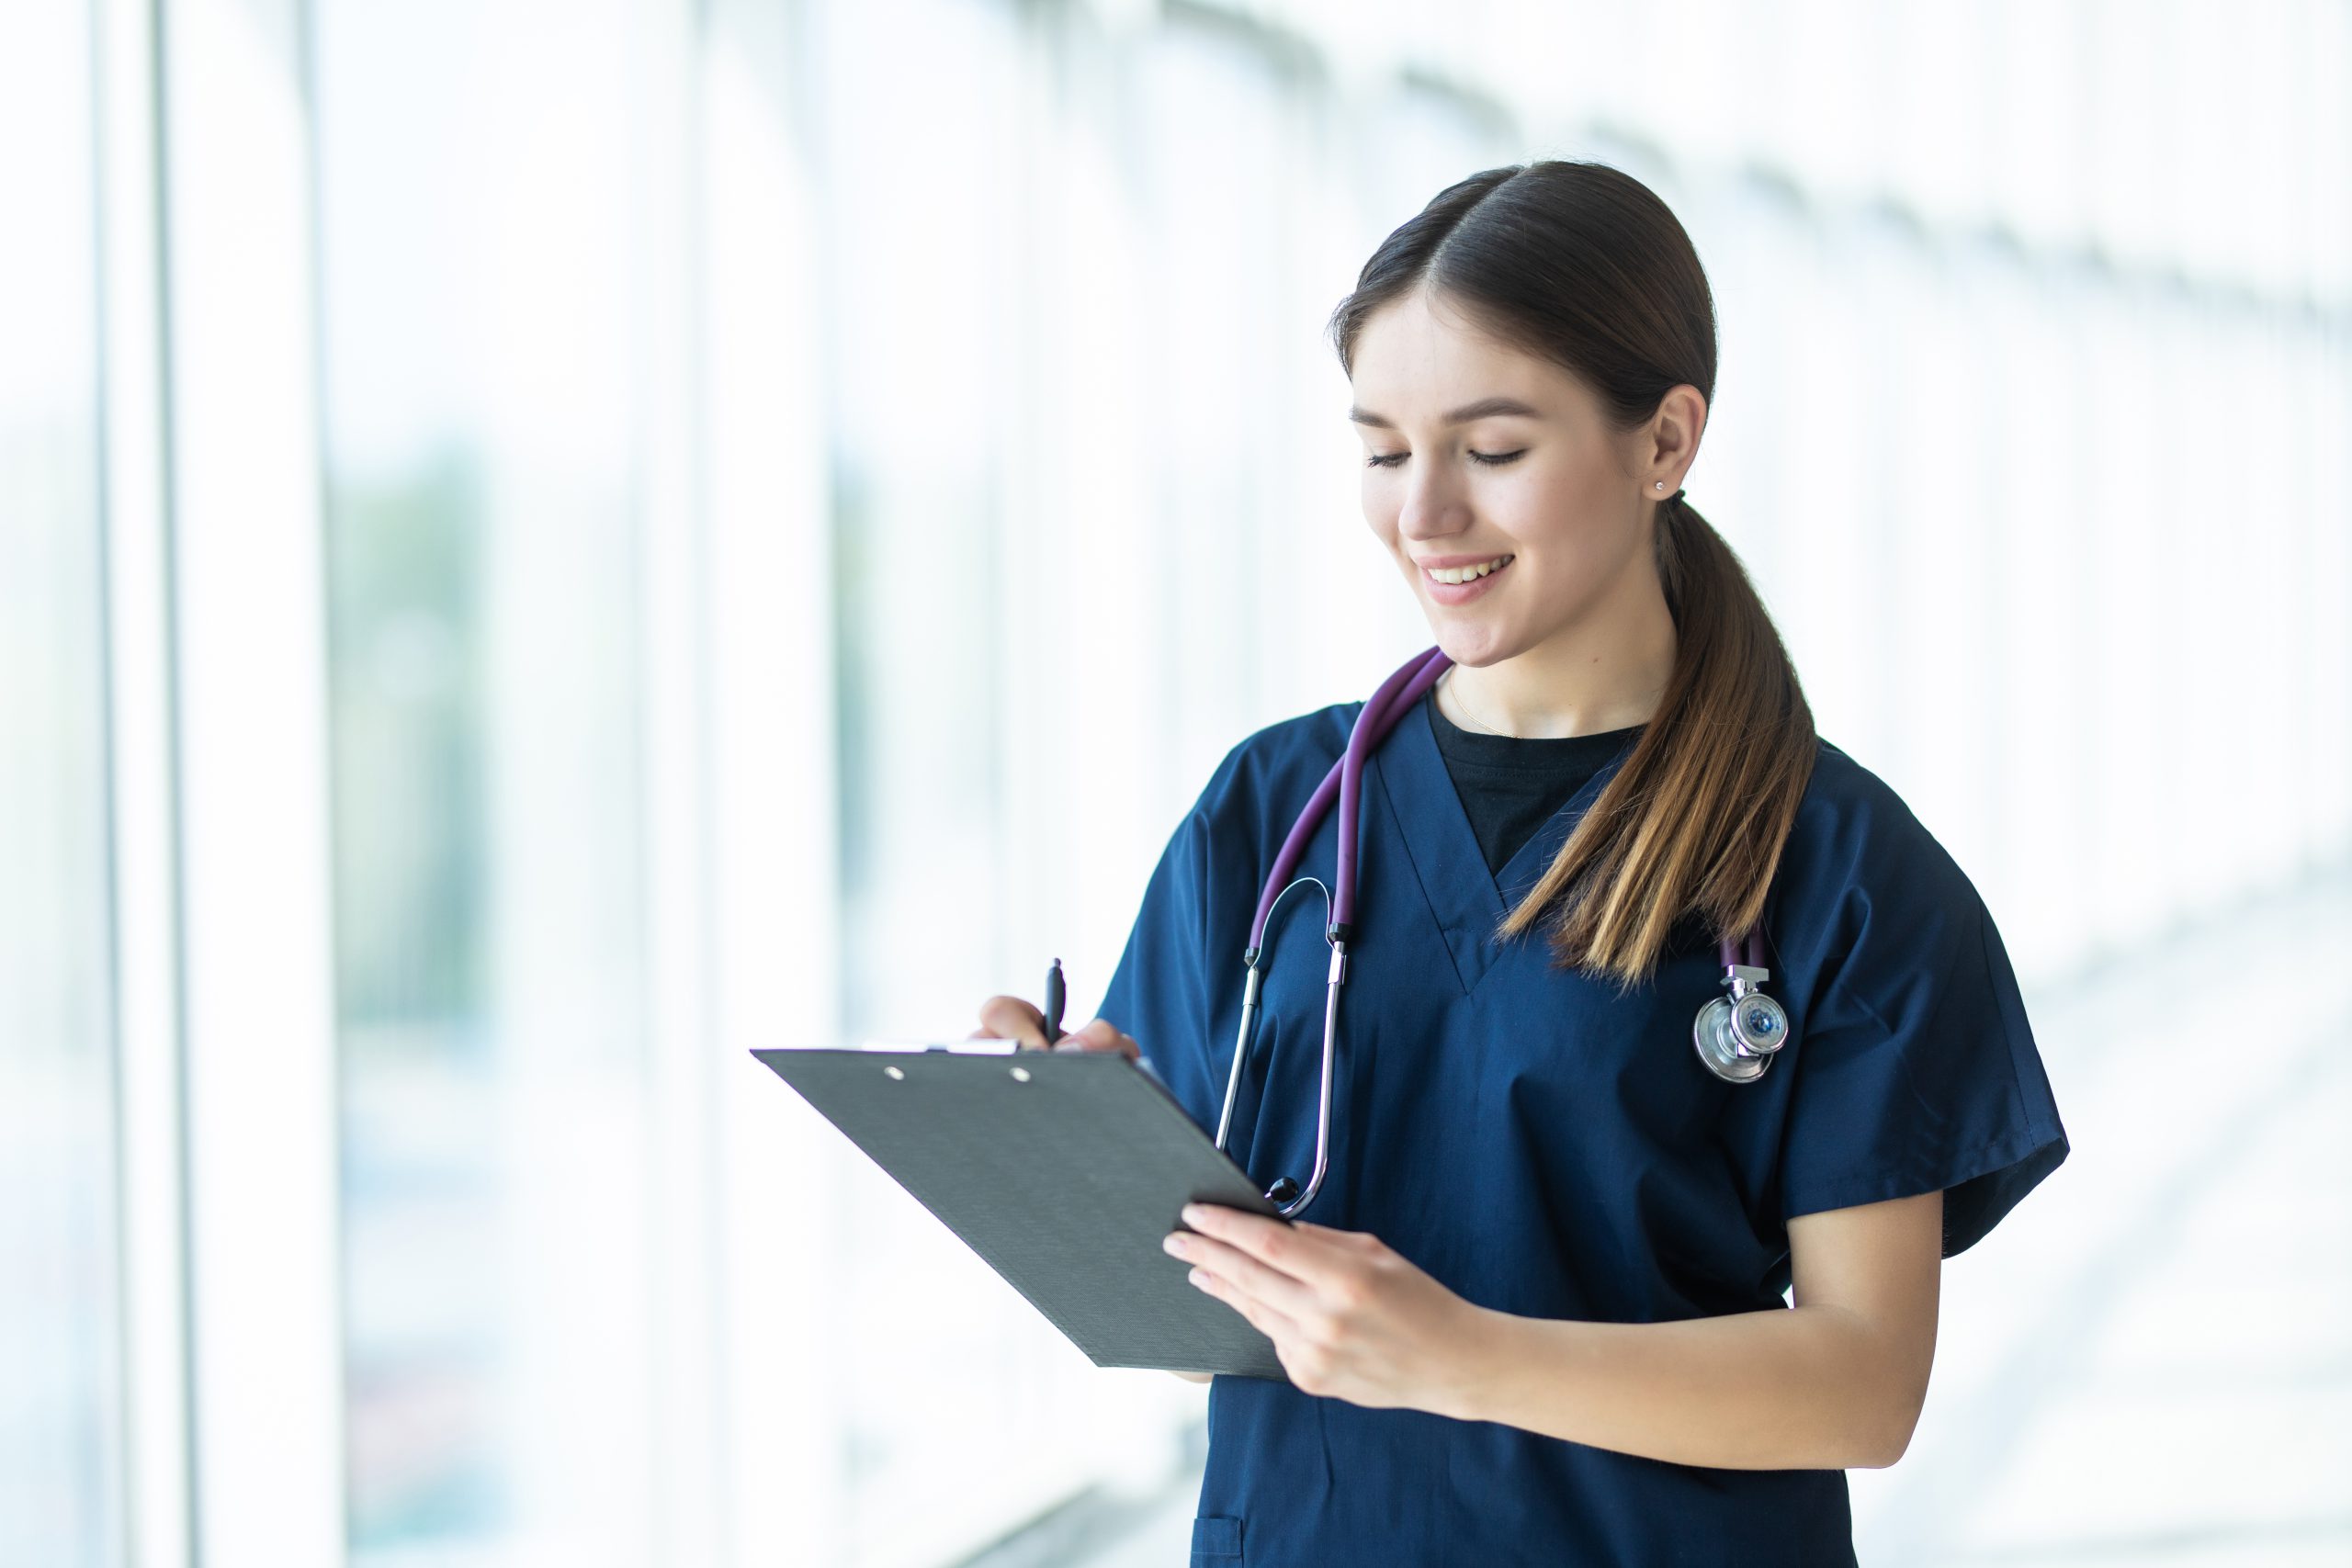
top-left (969, 996), bottom-right (1140, 1058)
top-left (1056, 1018), bottom-right (1141, 1059)
top-left (973, 994), bottom-right (1056, 1048)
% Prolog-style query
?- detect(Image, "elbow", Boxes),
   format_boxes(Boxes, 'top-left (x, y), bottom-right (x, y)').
top-left (1857, 1396), bottom-right (1926, 1470)
top-left (1854, 1432), bottom-right (1906, 1471)
top-left (1849, 1314), bottom-right (1933, 1470)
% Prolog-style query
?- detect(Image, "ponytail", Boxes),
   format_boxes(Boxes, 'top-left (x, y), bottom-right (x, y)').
top-left (1495, 491), bottom-right (1815, 992)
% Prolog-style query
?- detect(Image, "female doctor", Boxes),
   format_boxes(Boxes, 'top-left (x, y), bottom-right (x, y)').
top-left (973, 159), bottom-right (2068, 1567)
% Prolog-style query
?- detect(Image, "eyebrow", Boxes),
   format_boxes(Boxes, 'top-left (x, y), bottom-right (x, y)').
top-left (1347, 396), bottom-right (1543, 429)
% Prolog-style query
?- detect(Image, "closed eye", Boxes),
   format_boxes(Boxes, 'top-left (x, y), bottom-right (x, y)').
top-left (1363, 449), bottom-right (1527, 468)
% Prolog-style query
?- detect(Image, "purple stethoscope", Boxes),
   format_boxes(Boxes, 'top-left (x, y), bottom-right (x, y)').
top-left (1213, 645), bottom-right (1790, 1219)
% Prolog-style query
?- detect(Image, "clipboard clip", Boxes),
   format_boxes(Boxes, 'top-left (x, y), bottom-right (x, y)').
top-left (854, 1037), bottom-right (1023, 1055)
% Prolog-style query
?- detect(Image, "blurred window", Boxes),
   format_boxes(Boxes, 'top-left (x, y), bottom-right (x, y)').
top-left (314, 1), bottom-right (657, 1560)
top-left (0, 6), bottom-right (120, 1565)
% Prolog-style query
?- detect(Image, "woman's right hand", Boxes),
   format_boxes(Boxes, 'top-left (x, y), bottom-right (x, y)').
top-left (968, 996), bottom-right (1143, 1059)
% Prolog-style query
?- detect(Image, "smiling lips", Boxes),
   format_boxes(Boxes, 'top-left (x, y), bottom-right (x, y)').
top-left (1422, 553), bottom-right (1514, 585)
top-left (1418, 552), bottom-right (1515, 604)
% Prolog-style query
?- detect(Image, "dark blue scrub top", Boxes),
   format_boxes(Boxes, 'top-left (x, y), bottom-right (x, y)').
top-left (1096, 690), bottom-right (2070, 1568)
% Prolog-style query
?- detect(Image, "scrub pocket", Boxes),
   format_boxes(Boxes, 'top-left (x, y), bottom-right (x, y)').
top-left (1190, 1513), bottom-right (1244, 1564)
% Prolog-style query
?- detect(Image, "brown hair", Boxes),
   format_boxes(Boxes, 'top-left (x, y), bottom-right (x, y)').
top-left (1326, 159), bottom-right (1816, 995)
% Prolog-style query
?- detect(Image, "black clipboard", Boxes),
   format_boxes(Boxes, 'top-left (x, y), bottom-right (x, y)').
top-left (752, 1043), bottom-right (1291, 1381)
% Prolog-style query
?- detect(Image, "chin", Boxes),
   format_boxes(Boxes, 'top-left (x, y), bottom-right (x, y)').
top-left (1429, 624), bottom-right (1516, 667)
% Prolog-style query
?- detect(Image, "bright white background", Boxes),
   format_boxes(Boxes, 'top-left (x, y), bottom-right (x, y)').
top-left (3, 1), bottom-right (2347, 1565)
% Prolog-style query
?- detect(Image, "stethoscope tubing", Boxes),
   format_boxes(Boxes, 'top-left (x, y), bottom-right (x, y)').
top-left (1218, 646), bottom-right (1786, 1219)
top-left (1248, 646), bottom-right (1453, 953)
top-left (1222, 647), bottom-right (1452, 1216)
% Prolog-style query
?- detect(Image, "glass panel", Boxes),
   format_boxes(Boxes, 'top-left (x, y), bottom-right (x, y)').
top-left (0, 4), bottom-right (123, 1564)
top-left (811, 3), bottom-right (1088, 1561)
top-left (313, 1), bottom-right (654, 1561)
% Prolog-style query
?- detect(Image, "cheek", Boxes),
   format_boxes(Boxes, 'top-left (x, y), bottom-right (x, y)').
top-left (1361, 480), bottom-right (1403, 546)
top-left (1493, 466), bottom-right (1606, 558)
top-left (1486, 464), bottom-right (1561, 527)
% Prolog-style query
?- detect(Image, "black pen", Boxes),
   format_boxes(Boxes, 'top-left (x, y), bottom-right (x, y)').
top-left (1043, 957), bottom-right (1066, 1048)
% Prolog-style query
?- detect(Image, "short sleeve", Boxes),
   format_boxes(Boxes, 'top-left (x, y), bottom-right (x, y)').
top-left (1095, 808), bottom-right (1215, 1135)
top-left (1093, 738), bottom-right (1267, 1142)
top-left (1777, 858), bottom-right (2071, 1259)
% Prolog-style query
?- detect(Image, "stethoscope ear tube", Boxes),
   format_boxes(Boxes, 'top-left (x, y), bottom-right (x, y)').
top-left (1223, 649), bottom-right (1451, 1220)
top-left (1213, 958), bottom-right (1266, 1155)
top-left (1215, 883), bottom-right (1351, 1221)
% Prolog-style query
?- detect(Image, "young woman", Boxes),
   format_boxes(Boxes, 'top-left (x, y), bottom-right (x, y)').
top-left (975, 159), bottom-right (2067, 1567)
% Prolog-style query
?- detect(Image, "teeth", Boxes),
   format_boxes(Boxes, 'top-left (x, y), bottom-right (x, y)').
top-left (1430, 555), bottom-right (1512, 585)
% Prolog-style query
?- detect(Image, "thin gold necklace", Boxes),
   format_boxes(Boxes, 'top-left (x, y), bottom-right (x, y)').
top-left (1442, 669), bottom-right (1517, 738)
top-left (1446, 670), bottom-right (1648, 739)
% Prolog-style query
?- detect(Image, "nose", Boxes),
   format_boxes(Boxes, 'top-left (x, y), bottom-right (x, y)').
top-left (1396, 461), bottom-right (1470, 544)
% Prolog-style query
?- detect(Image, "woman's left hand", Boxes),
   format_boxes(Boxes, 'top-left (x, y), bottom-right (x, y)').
top-left (1164, 1202), bottom-right (1492, 1416)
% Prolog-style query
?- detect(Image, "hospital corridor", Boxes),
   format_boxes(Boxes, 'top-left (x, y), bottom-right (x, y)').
top-left (6, 0), bottom-right (2348, 1564)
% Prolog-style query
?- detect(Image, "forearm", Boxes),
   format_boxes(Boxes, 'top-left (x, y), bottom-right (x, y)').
top-left (1442, 1303), bottom-right (1907, 1471)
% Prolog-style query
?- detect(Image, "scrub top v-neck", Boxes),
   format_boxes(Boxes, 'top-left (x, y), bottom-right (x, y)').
top-left (1095, 688), bottom-right (2069, 1568)
top-left (1423, 690), bottom-right (1645, 878)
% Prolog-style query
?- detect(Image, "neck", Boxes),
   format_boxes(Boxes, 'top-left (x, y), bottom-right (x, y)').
top-left (1437, 573), bottom-right (1678, 739)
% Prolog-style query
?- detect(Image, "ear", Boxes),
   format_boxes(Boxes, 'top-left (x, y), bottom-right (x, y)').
top-left (1645, 383), bottom-right (1707, 479)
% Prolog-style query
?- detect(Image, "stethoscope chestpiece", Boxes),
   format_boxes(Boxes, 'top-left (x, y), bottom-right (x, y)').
top-left (1691, 957), bottom-right (1790, 1083)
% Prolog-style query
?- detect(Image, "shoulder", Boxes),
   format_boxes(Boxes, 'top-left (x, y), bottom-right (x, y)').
top-left (1784, 738), bottom-right (1970, 888)
top-left (1770, 735), bottom-right (1992, 989)
top-left (1186, 699), bottom-right (1361, 830)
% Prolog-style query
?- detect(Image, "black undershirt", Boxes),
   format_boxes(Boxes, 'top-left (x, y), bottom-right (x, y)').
top-left (1427, 693), bottom-right (1645, 879)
